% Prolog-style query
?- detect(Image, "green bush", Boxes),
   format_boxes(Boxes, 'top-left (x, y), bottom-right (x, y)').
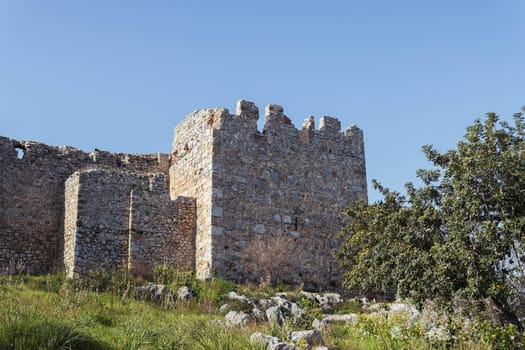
top-left (296, 296), bottom-right (323, 326)
top-left (473, 321), bottom-right (522, 350)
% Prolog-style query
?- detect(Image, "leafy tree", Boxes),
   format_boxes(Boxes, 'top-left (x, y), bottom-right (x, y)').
top-left (338, 107), bottom-right (525, 328)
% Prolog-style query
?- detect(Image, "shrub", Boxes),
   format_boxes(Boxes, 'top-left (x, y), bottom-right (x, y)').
top-left (473, 321), bottom-right (522, 350)
top-left (241, 230), bottom-right (303, 286)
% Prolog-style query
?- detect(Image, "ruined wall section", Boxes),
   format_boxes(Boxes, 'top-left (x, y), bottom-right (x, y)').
top-left (0, 136), bottom-right (169, 273)
top-left (169, 108), bottom-right (226, 279)
top-left (64, 170), bottom-right (151, 277)
top-left (64, 170), bottom-right (195, 278)
top-left (129, 190), bottom-right (196, 274)
top-left (211, 101), bottom-right (367, 289)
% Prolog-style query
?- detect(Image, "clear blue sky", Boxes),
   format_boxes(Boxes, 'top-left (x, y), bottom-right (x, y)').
top-left (1, 1), bottom-right (524, 202)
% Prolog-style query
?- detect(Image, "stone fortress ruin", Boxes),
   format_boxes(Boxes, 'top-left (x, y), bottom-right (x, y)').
top-left (0, 100), bottom-right (367, 289)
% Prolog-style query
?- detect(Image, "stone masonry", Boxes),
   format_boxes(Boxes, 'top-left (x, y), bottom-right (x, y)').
top-left (63, 170), bottom-right (196, 278)
top-left (0, 100), bottom-right (367, 288)
top-left (0, 137), bottom-right (169, 274)
top-left (170, 100), bottom-right (367, 288)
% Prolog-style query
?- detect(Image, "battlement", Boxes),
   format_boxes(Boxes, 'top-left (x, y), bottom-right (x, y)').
top-left (235, 99), bottom-right (361, 139)
top-left (176, 100), bottom-right (364, 156)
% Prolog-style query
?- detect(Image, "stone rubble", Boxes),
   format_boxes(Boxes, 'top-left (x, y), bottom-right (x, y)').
top-left (131, 285), bottom-right (461, 350)
top-left (250, 332), bottom-right (280, 347)
top-left (312, 314), bottom-right (359, 330)
top-left (268, 343), bottom-right (299, 350)
top-left (266, 306), bottom-right (285, 325)
top-left (227, 291), bottom-right (255, 305)
top-left (177, 285), bottom-right (192, 301)
top-left (289, 330), bottom-right (324, 346)
top-left (135, 283), bottom-right (173, 303)
top-left (130, 285), bottom-right (496, 349)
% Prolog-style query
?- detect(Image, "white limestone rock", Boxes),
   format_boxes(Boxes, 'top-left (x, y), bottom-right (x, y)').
top-left (224, 311), bottom-right (251, 327)
top-left (289, 329), bottom-right (324, 346)
top-left (250, 332), bottom-right (280, 347)
top-left (177, 285), bottom-right (192, 300)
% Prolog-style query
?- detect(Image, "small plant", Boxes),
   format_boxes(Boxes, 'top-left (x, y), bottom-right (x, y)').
top-left (241, 229), bottom-right (304, 286)
top-left (297, 296), bottom-right (323, 325)
top-left (154, 265), bottom-right (194, 288)
top-left (331, 299), bottom-right (364, 314)
top-left (268, 318), bottom-right (297, 341)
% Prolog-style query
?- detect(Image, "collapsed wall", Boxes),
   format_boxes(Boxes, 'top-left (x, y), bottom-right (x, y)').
top-left (64, 170), bottom-right (195, 278)
top-left (129, 183), bottom-right (196, 274)
top-left (170, 100), bottom-right (367, 289)
top-left (0, 136), bottom-right (169, 273)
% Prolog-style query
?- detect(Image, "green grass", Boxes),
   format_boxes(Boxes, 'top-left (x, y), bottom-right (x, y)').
top-left (0, 272), bottom-right (522, 350)
top-left (0, 272), bottom-right (266, 350)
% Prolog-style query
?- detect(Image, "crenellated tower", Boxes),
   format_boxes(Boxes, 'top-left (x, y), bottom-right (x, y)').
top-left (170, 100), bottom-right (367, 289)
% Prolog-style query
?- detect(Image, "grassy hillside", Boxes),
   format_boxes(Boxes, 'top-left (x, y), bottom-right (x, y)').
top-left (0, 270), bottom-right (521, 350)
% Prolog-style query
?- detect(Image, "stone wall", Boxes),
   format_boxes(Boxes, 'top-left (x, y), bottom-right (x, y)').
top-left (169, 100), bottom-right (367, 288)
top-left (64, 170), bottom-right (196, 278)
top-left (169, 108), bottom-right (226, 279)
top-left (64, 170), bottom-right (140, 277)
top-left (129, 190), bottom-right (196, 274)
top-left (1, 99), bottom-right (368, 289)
top-left (0, 136), bottom-right (169, 273)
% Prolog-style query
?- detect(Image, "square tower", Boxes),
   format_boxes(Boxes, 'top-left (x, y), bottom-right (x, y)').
top-left (170, 100), bottom-right (367, 289)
